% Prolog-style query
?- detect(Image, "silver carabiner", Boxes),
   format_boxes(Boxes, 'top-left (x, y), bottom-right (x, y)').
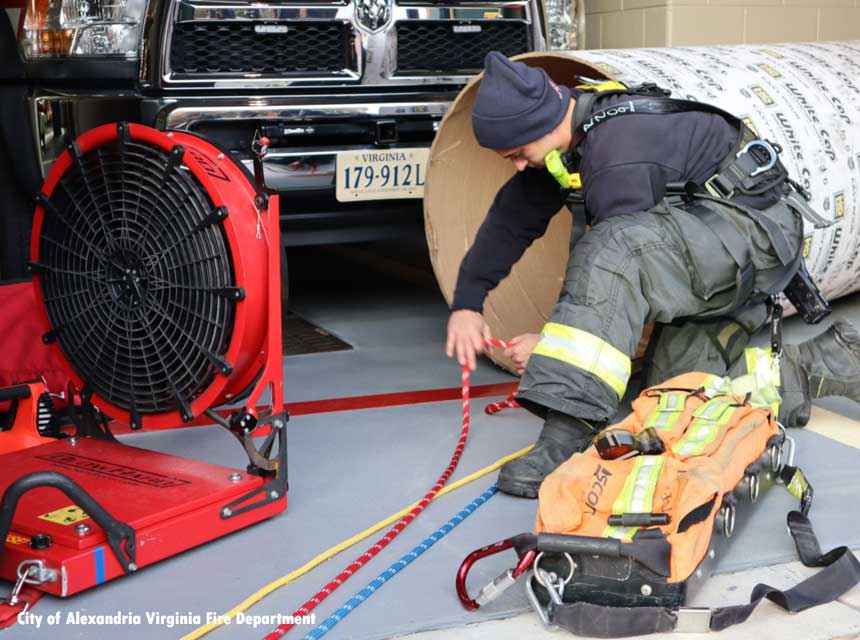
top-left (4, 560), bottom-right (48, 610)
top-left (525, 571), bottom-right (559, 631)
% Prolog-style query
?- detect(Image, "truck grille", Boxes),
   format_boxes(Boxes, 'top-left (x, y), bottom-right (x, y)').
top-left (395, 21), bottom-right (530, 73)
top-left (170, 22), bottom-right (353, 75)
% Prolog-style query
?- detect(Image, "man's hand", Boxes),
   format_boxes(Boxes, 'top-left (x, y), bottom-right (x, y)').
top-left (446, 310), bottom-right (491, 371)
top-left (504, 333), bottom-right (540, 375)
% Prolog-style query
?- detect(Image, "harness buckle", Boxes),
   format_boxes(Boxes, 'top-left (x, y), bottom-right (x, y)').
top-left (704, 174), bottom-right (734, 200)
top-left (674, 607), bottom-right (713, 633)
top-left (736, 139), bottom-right (780, 178)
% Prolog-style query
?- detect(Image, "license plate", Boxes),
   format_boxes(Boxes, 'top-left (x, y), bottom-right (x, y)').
top-left (336, 148), bottom-right (429, 202)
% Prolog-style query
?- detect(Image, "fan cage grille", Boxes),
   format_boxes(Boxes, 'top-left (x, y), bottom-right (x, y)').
top-left (38, 137), bottom-right (237, 415)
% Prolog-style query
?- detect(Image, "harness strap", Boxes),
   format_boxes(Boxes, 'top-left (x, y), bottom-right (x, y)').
top-left (666, 192), bottom-right (803, 318)
top-left (571, 94), bottom-right (788, 198)
top-left (682, 191), bottom-right (797, 267)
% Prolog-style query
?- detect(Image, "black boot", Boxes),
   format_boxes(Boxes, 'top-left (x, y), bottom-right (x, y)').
top-left (497, 410), bottom-right (596, 499)
top-left (780, 318), bottom-right (860, 427)
top-left (797, 318), bottom-right (860, 401)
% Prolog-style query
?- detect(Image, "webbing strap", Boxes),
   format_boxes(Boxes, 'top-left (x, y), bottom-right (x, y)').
top-left (679, 199), bottom-right (757, 306)
top-left (683, 193), bottom-right (797, 268)
top-left (709, 510), bottom-right (859, 630)
top-left (0, 587), bottom-right (44, 629)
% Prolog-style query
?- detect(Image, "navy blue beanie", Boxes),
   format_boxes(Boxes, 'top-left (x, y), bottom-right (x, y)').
top-left (472, 51), bottom-right (572, 150)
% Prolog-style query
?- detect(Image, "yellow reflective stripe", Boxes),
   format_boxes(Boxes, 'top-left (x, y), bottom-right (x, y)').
top-left (701, 374), bottom-right (728, 398)
top-left (533, 323), bottom-right (631, 399)
top-left (576, 80), bottom-right (628, 92)
top-left (645, 408), bottom-right (682, 432)
top-left (745, 347), bottom-right (782, 415)
top-left (673, 400), bottom-right (735, 456)
top-left (693, 398), bottom-right (730, 420)
top-left (645, 392), bottom-right (686, 432)
top-left (658, 393), bottom-right (685, 412)
top-left (787, 469), bottom-right (810, 500)
top-left (602, 456), bottom-right (664, 541)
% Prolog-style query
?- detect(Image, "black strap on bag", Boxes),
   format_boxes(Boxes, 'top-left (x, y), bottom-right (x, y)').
top-left (547, 510), bottom-right (860, 637)
top-left (542, 465), bottom-right (860, 638)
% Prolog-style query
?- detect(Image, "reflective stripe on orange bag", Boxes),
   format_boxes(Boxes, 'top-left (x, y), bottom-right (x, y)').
top-left (535, 370), bottom-right (779, 583)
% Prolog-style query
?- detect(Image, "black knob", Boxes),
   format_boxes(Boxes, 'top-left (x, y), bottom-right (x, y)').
top-left (30, 533), bottom-right (52, 550)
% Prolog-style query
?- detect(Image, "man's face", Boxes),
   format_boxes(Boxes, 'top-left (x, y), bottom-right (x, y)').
top-left (496, 131), bottom-right (559, 172)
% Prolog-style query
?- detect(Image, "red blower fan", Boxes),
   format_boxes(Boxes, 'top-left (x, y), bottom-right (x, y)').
top-left (0, 123), bottom-right (287, 598)
top-left (30, 122), bottom-right (283, 430)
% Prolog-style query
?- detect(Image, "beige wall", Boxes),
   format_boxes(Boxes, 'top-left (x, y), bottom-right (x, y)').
top-left (585, 0), bottom-right (860, 48)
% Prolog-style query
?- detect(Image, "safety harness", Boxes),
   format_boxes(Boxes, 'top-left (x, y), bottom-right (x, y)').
top-left (546, 79), bottom-right (832, 349)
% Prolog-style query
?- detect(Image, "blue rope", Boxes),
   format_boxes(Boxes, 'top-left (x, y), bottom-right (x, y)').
top-left (301, 485), bottom-right (498, 640)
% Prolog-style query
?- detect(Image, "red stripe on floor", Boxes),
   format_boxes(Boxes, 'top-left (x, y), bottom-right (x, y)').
top-left (287, 381), bottom-right (520, 416)
top-left (110, 381), bottom-right (520, 434)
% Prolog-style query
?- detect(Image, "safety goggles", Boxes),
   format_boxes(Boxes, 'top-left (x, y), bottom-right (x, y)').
top-left (594, 426), bottom-right (666, 461)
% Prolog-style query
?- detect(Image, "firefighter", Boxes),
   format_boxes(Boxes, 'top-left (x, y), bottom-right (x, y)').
top-left (445, 51), bottom-right (860, 499)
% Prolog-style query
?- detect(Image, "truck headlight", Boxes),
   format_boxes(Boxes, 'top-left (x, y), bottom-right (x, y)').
top-left (20, 0), bottom-right (147, 59)
top-left (541, 0), bottom-right (575, 50)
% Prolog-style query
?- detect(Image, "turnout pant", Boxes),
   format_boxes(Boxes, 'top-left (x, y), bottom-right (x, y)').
top-left (516, 197), bottom-right (807, 426)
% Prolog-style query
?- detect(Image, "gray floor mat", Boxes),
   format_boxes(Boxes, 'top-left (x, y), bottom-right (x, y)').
top-left (7, 291), bottom-right (860, 639)
top-left (6, 401), bottom-right (860, 640)
top-left (283, 291), bottom-right (516, 403)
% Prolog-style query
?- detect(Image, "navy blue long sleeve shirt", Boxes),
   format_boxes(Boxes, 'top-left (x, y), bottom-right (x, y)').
top-left (451, 92), bottom-right (778, 312)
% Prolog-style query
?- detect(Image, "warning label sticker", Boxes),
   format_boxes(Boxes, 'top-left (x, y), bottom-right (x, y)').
top-left (38, 506), bottom-right (90, 526)
top-left (6, 534), bottom-right (29, 545)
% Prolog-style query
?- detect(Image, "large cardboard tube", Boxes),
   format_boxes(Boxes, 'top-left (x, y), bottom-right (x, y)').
top-left (424, 42), bottom-right (860, 374)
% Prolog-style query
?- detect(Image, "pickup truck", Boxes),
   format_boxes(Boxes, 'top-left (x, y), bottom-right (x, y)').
top-left (1, 0), bottom-right (577, 293)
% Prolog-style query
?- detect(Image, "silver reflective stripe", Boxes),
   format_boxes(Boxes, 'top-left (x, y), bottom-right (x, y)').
top-left (603, 455), bottom-right (664, 541)
top-left (533, 323), bottom-right (631, 399)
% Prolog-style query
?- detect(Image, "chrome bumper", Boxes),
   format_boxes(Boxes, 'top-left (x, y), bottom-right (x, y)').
top-left (156, 94), bottom-right (452, 193)
top-left (155, 94), bottom-right (452, 130)
top-left (30, 92), bottom-right (453, 194)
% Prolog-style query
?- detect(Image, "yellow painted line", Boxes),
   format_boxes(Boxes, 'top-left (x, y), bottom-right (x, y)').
top-left (806, 406), bottom-right (860, 450)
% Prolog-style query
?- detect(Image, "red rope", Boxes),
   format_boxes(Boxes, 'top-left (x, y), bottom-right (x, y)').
top-left (262, 338), bottom-right (515, 639)
top-left (0, 587), bottom-right (44, 630)
top-left (484, 393), bottom-right (520, 415)
top-left (482, 338), bottom-right (520, 414)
